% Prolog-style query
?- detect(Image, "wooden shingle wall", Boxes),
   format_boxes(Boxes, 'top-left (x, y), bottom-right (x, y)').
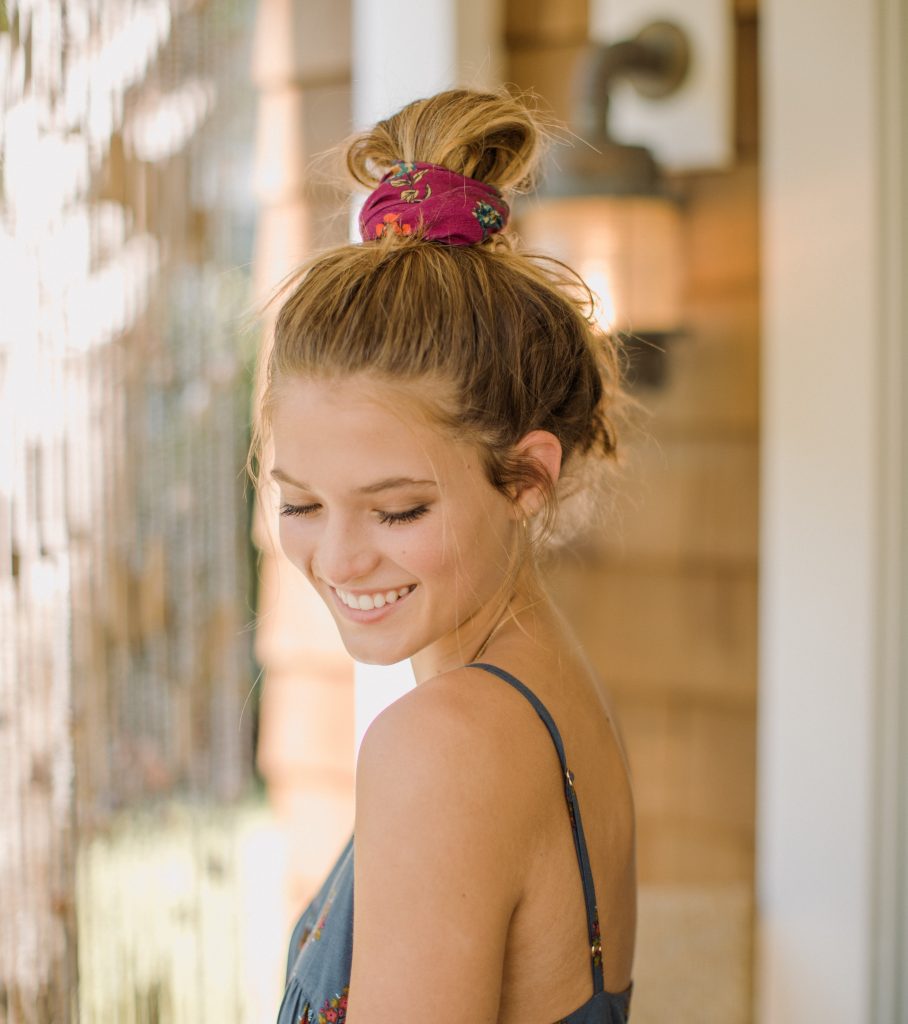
top-left (508, 0), bottom-right (760, 1019)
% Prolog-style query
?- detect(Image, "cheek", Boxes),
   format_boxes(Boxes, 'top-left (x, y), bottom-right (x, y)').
top-left (379, 512), bottom-right (463, 585)
top-left (424, 505), bottom-right (512, 587)
top-left (277, 517), bottom-right (313, 572)
top-left (391, 525), bottom-right (441, 577)
top-left (276, 516), bottom-right (291, 553)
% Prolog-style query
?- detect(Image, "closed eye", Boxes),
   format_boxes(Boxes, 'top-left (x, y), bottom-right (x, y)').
top-left (376, 505), bottom-right (430, 525)
top-left (279, 503), bottom-right (430, 526)
top-left (280, 502), bottom-right (319, 517)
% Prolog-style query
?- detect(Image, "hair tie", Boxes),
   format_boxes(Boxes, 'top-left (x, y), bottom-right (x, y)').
top-left (358, 161), bottom-right (510, 245)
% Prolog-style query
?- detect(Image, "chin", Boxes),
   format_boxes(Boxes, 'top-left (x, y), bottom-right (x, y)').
top-left (340, 638), bottom-right (416, 666)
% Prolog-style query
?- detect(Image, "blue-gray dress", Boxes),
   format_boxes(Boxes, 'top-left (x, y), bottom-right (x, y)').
top-left (276, 662), bottom-right (634, 1023)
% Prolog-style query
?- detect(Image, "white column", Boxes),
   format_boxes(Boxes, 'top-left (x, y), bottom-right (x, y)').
top-left (350, 0), bottom-right (504, 755)
top-left (758, 0), bottom-right (906, 1020)
top-left (352, 0), bottom-right (503, 129)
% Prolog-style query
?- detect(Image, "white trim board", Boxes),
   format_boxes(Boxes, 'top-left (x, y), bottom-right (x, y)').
top-left (757, 0), bottom-right (907, 1020)
top-left (871, 0), bottom-right (908, 1016)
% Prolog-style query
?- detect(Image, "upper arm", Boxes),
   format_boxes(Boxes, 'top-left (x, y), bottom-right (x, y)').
top-left (346, 676), bottom-right (529, 1024)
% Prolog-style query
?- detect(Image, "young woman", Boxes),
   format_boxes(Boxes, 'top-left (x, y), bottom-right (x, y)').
top-left (251, 88), bottom-right (637, 1024)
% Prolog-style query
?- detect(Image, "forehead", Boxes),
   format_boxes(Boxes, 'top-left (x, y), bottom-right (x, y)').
top-left (269, 374), bottom-right (474, 485)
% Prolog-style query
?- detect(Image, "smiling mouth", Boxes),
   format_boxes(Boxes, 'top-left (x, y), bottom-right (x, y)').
top-left (334, 583), bottom-right (417, 611)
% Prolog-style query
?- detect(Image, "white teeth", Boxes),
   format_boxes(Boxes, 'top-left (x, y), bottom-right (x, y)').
top-left (337, 584), bottom-right (414, 609)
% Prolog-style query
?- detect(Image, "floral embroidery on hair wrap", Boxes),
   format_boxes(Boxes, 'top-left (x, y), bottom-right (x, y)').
top-left (359, 161), bottom-right (510, 245)
top-left (372, 212), bottom-right (413, 237)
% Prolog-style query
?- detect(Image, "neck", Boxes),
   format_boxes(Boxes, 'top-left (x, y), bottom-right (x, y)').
top-left (409, 561), bottom-right (548, 685)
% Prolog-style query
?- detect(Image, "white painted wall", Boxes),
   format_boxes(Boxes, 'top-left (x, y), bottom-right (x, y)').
top-left (350, 0), bottom-right (504, 758)
top-left (757, 0), bottom-right (906, 1020)
top-left (589, 0), bottom-right (735, 171)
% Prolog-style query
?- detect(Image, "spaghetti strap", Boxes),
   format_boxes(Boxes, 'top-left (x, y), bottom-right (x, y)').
top-left (466, 662), bottom-right (605, 994)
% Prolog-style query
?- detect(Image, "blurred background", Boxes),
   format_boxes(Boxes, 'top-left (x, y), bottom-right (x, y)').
top-left (0, 1), bottom-right (904, 1023)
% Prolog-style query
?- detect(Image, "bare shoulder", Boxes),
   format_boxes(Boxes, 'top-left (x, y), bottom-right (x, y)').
top-left (347, 667), bottom-right (538, 1023)
top-left (355, 665), bottom-right (537, 852)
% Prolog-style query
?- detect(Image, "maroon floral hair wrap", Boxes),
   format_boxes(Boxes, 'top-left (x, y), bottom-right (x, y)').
top-left (358, 161), bottom-right (510, 245)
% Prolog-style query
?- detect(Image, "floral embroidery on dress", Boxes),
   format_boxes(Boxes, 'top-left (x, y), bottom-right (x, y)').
top-left (312, 899), bottom-right (334, 941)
top-left (307, 883), bottom-right (339, 944)
top-left (318, 986), bottom-right (349, 1023)
top-left (298, 986), bottom-right (347, 1024)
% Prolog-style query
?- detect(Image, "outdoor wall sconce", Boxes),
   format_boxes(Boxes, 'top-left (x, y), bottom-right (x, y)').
top-left (519, 21), bottom-right (691, 388)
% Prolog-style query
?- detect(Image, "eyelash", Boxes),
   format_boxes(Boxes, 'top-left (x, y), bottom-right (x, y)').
top-left (279, 503), bottom-right (430, 526)
top-left (280, 503), bottom-right (319, 520)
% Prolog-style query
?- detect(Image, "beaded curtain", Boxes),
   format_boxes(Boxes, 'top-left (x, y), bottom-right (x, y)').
top-left (0, 0), bottom-right (260, 1019)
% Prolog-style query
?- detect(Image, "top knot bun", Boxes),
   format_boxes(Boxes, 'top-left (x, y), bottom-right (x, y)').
top-left (255, 87), bottom-right (630, 553)
top-left (346, 88), bottom-right (544, 195)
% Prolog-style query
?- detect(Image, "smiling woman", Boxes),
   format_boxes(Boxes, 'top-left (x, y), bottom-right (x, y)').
top-left (267, 373), bottom-right (537, 670)
top-left (248, 88), bottom-right (638, 1024)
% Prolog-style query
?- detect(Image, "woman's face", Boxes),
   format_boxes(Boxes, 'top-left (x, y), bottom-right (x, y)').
top-left (268, 373), bottom-right (519, 670)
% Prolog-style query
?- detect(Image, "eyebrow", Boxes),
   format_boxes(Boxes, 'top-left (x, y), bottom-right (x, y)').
top-left (270, 468), bottom-right (438, 495)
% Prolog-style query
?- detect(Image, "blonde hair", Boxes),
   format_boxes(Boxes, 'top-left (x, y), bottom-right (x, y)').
top-left (249, 88), bottom-right (631, 554)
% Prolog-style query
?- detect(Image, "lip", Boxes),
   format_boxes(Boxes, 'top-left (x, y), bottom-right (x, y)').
top-left (328, 584), bottom-right (416, 624)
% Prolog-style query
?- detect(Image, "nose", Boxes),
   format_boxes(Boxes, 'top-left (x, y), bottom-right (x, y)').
top-left (311, 512), bottom-right (381, 588)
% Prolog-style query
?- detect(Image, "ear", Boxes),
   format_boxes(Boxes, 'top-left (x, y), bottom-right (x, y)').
top-left (511, 429), bottom-right (562, 518)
